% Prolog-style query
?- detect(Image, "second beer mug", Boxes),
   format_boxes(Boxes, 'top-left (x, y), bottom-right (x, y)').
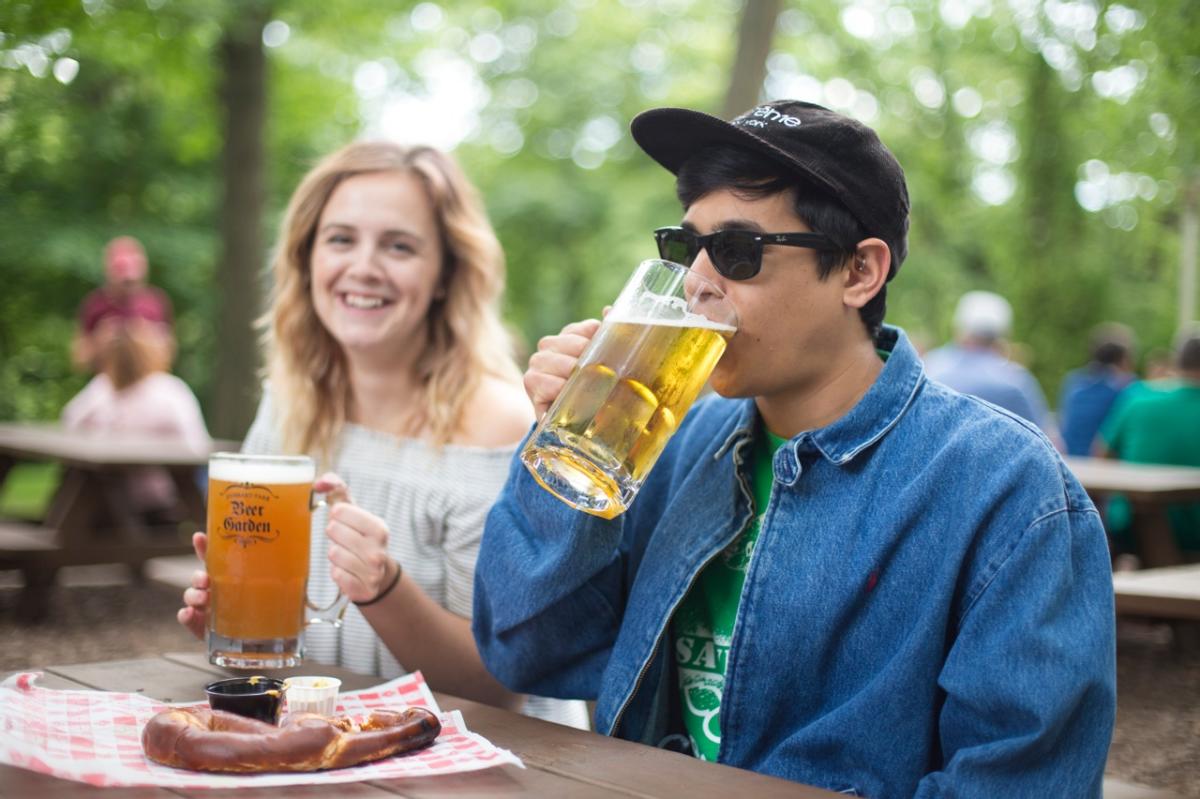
top-left (522, 259), bottom-right (737, 518)
top-left (206, 453), bottom-right (349, 669)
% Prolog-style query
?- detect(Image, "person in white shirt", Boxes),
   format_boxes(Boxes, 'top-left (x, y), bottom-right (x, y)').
top-left (176, 142), bottom-right (588, 728)
top-left (63, 317), bottom-right (210, 522)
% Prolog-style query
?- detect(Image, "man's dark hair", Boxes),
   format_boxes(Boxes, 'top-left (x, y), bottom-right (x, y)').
top-left (1092, 342), bottom-right (1127, 366)
top-left (1178, 329), bottom-right (1200, 372)
top-left (1089, 323), bottom-right (1134, 367)
top-left (675, 145), bottom-right (889, 338)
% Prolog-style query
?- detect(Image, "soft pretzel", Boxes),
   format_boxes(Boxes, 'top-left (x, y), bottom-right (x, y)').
top-left (141, 705), bottom-right (441, 772)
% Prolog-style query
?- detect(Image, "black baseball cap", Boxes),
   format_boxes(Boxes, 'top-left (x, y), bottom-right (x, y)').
top-left (630, 99), bottom-right (910, 276)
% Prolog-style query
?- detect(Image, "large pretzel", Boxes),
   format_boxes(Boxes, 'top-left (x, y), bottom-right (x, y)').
top-left (141, 705), bottom-right (441, 772)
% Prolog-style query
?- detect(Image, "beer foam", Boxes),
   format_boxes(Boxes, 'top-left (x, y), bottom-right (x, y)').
top-left (605, 311), bottom-right (736, 335)
top-left (209, 455), bottom-right (315, 484)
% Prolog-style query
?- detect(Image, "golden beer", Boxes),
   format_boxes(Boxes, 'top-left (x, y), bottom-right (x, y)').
top-left (522, 260), bottom-right (737, 518)
top-left (206, 454), bottom-right (328, 669)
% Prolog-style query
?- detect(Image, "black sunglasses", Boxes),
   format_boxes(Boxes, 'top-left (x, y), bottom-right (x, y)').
top-left (654, 226), bottom-right (838, 281)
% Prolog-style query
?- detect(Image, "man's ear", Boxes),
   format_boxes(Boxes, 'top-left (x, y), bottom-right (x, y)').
top-left (843, 238), bottom-right (890, 310)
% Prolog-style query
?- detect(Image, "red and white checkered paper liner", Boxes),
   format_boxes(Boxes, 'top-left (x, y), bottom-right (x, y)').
top-left (0, 671), bottom-right (522, 788)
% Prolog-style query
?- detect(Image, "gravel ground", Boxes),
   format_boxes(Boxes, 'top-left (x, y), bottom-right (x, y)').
top-left (1107, 621), bottom-right (1200, 797)
top-left (0, 573), bottom-right (201, 671)
top-left (0, 574), bottom-right (1196, 796)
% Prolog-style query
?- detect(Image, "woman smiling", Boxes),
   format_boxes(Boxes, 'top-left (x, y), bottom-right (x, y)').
top-left (178, 142), bottom-right (587, 729)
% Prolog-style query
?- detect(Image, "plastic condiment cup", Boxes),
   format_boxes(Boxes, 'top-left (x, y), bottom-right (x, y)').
top-left (283, 676), bottom-right (341, 716)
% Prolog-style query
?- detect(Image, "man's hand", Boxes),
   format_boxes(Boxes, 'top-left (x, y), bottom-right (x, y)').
top-left (524, 318), bottom-right (602, 420)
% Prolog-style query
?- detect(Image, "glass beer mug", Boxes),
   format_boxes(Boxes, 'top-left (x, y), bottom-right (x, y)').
top-left (522, 259), bottom-right (737, 519)
top-left (206, 453), bottom-right (348, 668)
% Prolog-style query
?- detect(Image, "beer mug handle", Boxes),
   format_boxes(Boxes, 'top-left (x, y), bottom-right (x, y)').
top-left (306, 590), bottom-right (350, 627)
top-left (305, 492), bottom-right (350, 626)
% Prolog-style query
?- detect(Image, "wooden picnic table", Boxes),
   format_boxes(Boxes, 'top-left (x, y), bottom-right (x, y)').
top-left (0, 653), bottom-right (836, 798)
top-left (1064, 456), bottom-right (1200, 568)
top-left (0, 422), bottom-right (236, 621)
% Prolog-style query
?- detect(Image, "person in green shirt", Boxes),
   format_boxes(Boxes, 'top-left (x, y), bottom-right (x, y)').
top-left (1099, 327), bottom-right (1200, 554)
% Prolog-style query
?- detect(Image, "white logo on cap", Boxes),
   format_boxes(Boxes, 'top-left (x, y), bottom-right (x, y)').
top-left (735, 106), bottom-right (802, 129)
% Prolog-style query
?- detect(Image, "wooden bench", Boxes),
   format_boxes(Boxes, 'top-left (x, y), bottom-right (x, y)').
top-left (1103, 776), bottom-right (1183, 798)
top-left (0, 519), bottom-right (196, 621)
top-left (1112, 564), bottom-right (1200, 621)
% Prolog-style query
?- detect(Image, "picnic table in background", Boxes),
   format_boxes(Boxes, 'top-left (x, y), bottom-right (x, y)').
top-left (1064, 456), bottom-right (1200, 569)
top-left (0, 653), bottom-right (834, 798)
top-left (0, 422), bottom-right (236, 621)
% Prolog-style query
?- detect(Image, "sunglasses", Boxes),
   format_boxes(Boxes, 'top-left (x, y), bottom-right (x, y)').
top-left (654, 226), bottom-right (838, 281)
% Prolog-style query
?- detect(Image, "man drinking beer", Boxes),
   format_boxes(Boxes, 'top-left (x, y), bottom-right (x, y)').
top-left (473, 100), bottom-right (1115, 797)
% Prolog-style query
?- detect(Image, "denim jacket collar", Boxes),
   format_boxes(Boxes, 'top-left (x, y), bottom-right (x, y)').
top-left (714, 325), bottom-right (924, 465)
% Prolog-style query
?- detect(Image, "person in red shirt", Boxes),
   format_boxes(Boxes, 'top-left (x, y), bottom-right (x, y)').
top-left (73, 236), bottom-right (174, 371)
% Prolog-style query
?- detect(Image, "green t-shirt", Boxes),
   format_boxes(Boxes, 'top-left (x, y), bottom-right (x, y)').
top-left (1100, 382), bottom-right (1200, 550)
top-left (671, 426), bottom-right (788, 761)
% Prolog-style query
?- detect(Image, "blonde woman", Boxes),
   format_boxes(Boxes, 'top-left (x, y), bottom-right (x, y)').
top-left (177, 142), bottom-right (588, 728)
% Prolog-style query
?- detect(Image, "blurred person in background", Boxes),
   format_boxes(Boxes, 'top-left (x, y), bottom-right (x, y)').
top-left (175, 141), bottom-right (588, 729)
top-left (1103, 345), bottom-right (1181, 427)
top-left (1099, 326), bottom-right (1200, 558)
top-left (73, 236), bottom-right (174, 372)
top-left (1058, 322), bottom-right (1137, 457)
top-left (1141, 346), bottom-right (1177, 384)
top-left (62, 317), bottom-right (210, 525)
top-left (924, 290), bottom-right (1061, 447)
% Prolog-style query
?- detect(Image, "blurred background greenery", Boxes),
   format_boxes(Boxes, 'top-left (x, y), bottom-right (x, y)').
top-left (1, 0), bottom-right (1196, 439)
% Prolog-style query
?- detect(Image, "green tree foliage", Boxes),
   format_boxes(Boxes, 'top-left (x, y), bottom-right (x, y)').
top-left (1, 0), bottom-right (1197, 427)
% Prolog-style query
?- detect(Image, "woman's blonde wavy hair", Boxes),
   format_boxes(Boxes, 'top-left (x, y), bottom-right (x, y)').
top-left (261, 141), bottom-right (521, 460)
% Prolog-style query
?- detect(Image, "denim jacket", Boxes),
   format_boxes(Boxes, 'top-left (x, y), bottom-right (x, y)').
top-left (473, 326), bottom-right (1115, 798)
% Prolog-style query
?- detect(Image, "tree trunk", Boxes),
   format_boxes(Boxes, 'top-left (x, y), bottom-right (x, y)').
top-left (211, 5), bottom-right (269, 440)
top-left (722, 0), bottom-right (781, 120)
top-left (1180, 174), bottom-right (1199, 330)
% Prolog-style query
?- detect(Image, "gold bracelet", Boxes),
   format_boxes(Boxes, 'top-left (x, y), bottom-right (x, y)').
top-left (354, 558), bottom-right (402, 607)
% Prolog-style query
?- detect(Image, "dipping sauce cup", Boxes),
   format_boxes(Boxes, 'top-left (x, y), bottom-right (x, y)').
top-left (204, 676), bottom-right (285, 724)
top-left (283, 676), bottom-right (341, 717)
